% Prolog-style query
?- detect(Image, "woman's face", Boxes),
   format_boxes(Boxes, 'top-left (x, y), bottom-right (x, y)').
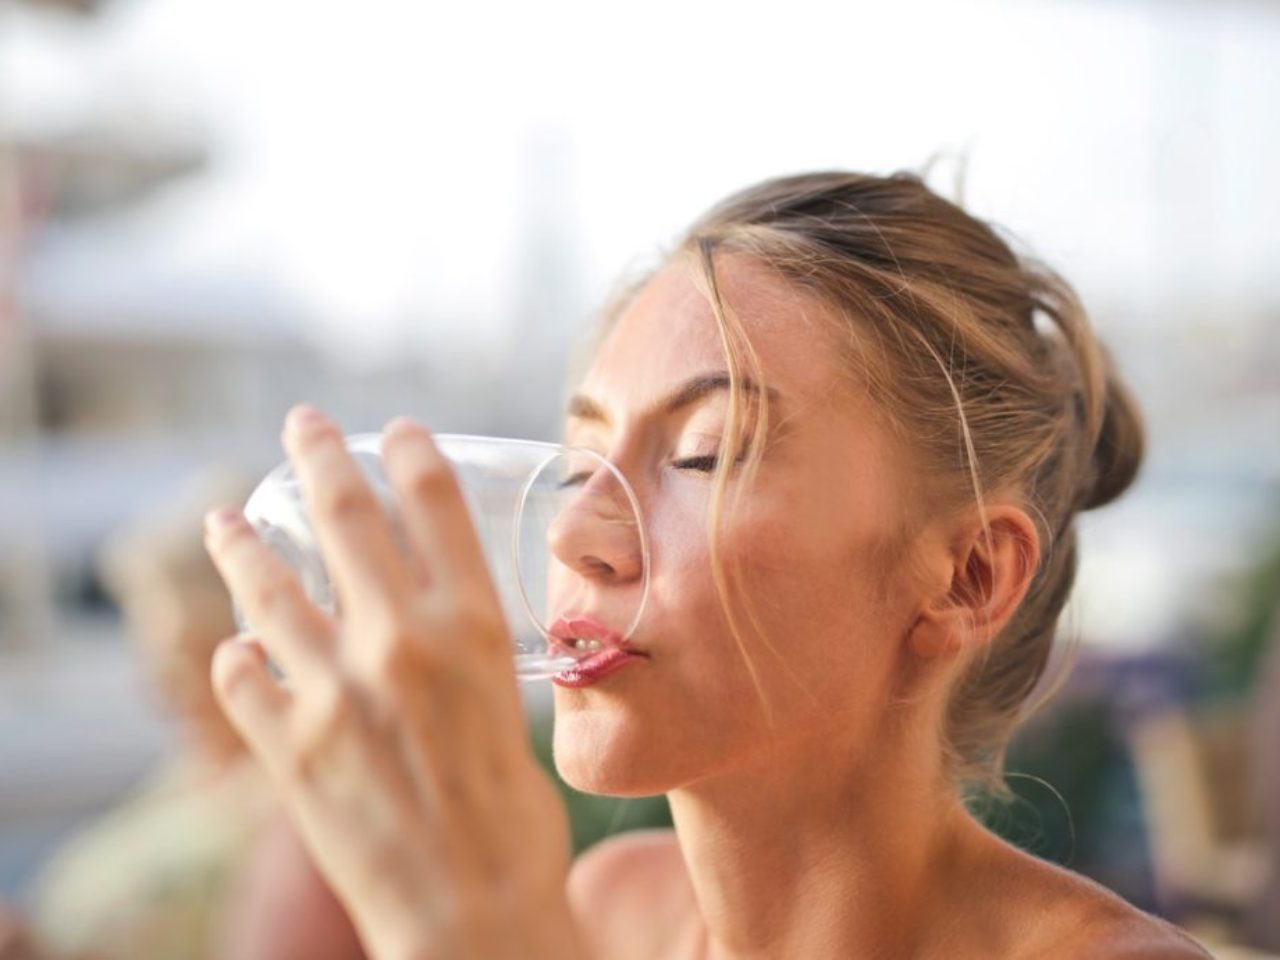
top-left (551, 254), bottom-right (926, 796)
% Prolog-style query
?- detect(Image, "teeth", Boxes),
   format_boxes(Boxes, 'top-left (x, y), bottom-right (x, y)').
top-left (573, 638), bottom-right (602, 652)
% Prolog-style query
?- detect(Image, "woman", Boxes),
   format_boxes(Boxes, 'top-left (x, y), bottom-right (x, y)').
top-left (203, 172), bottom-right (1211, 958)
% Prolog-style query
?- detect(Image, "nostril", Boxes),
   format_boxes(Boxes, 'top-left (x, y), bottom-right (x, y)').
top-left (545, 500), bottom-right (642, 582)
top-left (580, 555), bottom-right (616, 577)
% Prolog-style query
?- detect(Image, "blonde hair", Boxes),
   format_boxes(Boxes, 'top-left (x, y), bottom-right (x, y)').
top-left (579, 171), bottom-right (1144, 792)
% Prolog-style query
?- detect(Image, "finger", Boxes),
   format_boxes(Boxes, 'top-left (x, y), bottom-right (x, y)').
top-left (282, 406), bottom-right (415, 622)
top-left (211, 635), bottom-right (291, 767)
top-left (204, 506), bottom-right (337, 683)
top-left (381, 418), bottom-right (494, 604)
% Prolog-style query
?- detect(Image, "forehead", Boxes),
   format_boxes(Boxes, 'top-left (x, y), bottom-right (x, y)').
top-left (577, 254), bottom-right (842, 419)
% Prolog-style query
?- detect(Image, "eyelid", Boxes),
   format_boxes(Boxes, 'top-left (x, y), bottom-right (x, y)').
top-left (671, 448), bottom-right (753, 474)
top-left (556, 453), bottom-right (715, 488)
top-left (672, 453), bottom-right (719, 472)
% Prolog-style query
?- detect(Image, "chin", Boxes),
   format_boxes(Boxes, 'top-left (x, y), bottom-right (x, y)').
top-left (551, 698), bottom-right (691, 797)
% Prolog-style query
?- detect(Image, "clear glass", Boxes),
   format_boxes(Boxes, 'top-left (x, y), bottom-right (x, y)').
top-left (238, 433), bottom-right (650, 681)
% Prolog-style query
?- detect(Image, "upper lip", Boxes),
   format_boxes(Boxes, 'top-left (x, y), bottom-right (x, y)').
top-left (547, 615), bottom-right (643, 658)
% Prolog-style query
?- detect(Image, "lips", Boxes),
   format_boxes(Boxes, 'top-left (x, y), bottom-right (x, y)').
top-left (547, 614), bottom-right (647, 687)
top-left (547, 615), bottom-right (633, 657)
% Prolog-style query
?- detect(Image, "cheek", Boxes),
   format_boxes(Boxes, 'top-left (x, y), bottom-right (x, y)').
top-left (714, 497), bottom-right (904, 707)
top-left (647, 477), bottom-right (874, 663)
top-left (549, 511), bottom-right (906, 794)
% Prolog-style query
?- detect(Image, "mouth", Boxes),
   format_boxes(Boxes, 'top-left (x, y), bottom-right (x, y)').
top-left (547, 614), bottom-right (648, 687)
top-left (547, 614), bottom-right (641, 658)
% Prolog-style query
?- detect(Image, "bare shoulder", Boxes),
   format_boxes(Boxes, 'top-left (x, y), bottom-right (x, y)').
top-left (1047, 885), bottom-right (1212, 959)
top-left (567, 829), bottom-right (696, 960)
top-left (995, 846), bottom-right (1212, 960)
top-left (567, 827), bottom-right (690, 914)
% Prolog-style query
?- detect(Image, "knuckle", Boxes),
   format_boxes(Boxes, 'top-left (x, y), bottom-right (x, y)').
top-left (288, 679), bottom-right (353, 778)
top-left (434, 767), bottom-right (484, 812)
top-left (370, 620), bottom-right (458, 690)
top-left (211, 642), bottom-right (258, 699)
top-left (425, 584), bottom-right (486, 624)
top-left (369, 630), bottom-right (421, 684)
top-left (251, 573), bottom-right (301, 618)
top-left (315, 483), bottom-right (376, 525)
top-left (430, 590), bottom-right (507, 649)
top-left (406, 457), bottom-right (459, 503)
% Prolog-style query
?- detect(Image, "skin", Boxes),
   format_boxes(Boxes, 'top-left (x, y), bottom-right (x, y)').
top-left (206, 410), bottom-right (583, 960)
top-left (0, 571), bottom-right (357, 960)
top-left (216, 810), bottom-right (367, 960)
top-left (555, 256), bottom-right (1210, 959)
top-left (118, 553), bottom-right (366, 960)
top-left (204, 256), bottom-right (1210, 959)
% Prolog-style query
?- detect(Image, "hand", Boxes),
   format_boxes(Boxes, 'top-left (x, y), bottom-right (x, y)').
top-left (204, 408), bottom-right (584, 960)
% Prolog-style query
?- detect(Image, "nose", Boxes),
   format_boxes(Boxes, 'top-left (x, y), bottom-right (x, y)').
top-left (546, 466), bottom-right (645, 584)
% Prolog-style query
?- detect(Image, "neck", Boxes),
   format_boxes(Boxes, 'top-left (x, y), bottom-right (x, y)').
top-left (667, 719), bottom-right (975, 960)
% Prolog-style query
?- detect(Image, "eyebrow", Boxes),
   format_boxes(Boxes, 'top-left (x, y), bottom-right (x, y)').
top-left (565, 371), bottom-right (781, 426)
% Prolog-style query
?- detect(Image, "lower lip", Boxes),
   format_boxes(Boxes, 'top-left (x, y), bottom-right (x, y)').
top-left (551, 649), bottom-right (646, 688)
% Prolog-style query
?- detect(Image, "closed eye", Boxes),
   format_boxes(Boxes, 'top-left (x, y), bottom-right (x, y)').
top-left (556, 451), bottom-right (745, 488)
top-left (672, 454), bottom-right (719, 472)
top-left (556, 469), bottom-right (595, 489)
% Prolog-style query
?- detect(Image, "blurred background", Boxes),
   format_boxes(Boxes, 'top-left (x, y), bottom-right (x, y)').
top-left (1, 0), bottom-right (1278, 956)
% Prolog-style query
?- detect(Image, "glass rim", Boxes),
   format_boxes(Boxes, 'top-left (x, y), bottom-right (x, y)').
top-left (511, 444), bottom-right (650, 649)
top-left (344, 431), bottom-right (651, 649)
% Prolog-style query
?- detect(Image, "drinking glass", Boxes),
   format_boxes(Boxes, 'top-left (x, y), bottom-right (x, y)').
top-left (238, 433), bottom-right (650, 680)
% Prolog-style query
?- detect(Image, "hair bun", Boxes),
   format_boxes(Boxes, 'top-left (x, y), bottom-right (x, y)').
top-left (1082, 362), bottom-right (1145, 511)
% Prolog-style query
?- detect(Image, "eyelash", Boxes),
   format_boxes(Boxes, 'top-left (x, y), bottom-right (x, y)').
top-left (671, 454), bottom-right (720, 473)
top-left (556, 453), bottom-right (729, 488)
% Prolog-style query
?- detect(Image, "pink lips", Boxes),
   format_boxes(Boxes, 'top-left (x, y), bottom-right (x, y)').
top-left (548, 615), bottom-right (647, 688)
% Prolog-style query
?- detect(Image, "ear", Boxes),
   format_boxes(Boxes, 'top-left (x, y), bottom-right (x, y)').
top-left (908, 504), bottom-right (1040, 659)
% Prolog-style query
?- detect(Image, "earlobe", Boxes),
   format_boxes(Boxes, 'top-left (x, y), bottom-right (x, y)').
top-left (907, 610), bottom-right (963, 659)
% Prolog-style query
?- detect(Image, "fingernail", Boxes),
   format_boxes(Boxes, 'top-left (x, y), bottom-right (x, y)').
top-left (204, 507), bottom-right (243, 533)
top-left (286, 404), bottom-right (327, 434)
